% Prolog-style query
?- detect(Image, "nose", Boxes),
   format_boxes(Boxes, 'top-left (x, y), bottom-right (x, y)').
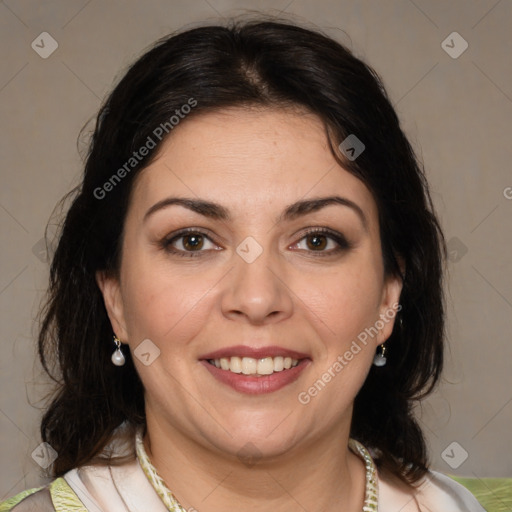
top-left (220, 241), bottom-right (294, 325)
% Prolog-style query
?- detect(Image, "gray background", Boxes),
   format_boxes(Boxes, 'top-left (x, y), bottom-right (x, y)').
top-left (1, 0), bottom-right (511, 500)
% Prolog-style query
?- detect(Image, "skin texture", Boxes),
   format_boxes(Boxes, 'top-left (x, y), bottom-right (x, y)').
top-left (97, 107), bottom-right (403, 511)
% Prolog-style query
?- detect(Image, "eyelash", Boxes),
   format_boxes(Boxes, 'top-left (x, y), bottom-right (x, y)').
top-left (160, 227), bottom-right (352, 258)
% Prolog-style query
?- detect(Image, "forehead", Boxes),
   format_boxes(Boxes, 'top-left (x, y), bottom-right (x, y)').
top-left (129, 107), bottom-right (378, 225)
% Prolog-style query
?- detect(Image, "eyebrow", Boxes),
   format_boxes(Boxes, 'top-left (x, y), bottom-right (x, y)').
top-left (143, 195), bottom-right (368, 230)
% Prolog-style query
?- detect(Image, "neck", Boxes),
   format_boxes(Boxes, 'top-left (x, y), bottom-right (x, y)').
top-left (142, 414), bottom-right (367, 512)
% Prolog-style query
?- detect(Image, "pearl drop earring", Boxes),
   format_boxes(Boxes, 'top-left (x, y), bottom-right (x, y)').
top-left (373, 343), bottom-right (387, 367)
top-left (111, 335), bottom-right (126, 366)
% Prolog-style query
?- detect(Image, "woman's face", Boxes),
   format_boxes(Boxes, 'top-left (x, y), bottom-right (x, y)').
top-left (99, 107), bottom-right (402, 461)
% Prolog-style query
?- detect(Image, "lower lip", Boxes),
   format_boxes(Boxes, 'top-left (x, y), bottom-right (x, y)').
top-left (200, 359), bottom-right (310, 394)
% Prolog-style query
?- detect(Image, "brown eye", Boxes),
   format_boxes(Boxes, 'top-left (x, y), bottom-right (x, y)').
top-left (182, 233), bottom-right (204, 251)
top-left (306, 234), bottom-right (328, 251)
top-left (161, 228), bottom-right (221, 258)
top-left (290, 228), bottom-right (352, 256)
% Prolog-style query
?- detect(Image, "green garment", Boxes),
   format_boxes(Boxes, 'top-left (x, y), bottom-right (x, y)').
top-left (3, 476), bottom-right (511, 511)
top-left (0, 477), bottom-right (86, 511)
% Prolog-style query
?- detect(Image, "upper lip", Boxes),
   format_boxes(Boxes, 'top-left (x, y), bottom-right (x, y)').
top-left (200, 345), bottom-right (310, 360)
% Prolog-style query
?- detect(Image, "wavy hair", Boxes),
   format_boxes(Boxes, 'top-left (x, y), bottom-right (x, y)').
top-left (38, 17), bottom-right (446, 484)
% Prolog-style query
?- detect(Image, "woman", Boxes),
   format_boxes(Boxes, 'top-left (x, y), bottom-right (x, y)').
top-left (1, 18), bottom-right (485, 511)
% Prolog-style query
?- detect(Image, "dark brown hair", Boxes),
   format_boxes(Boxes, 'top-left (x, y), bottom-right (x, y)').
top-left (38, 17), bottom-right (446, 485)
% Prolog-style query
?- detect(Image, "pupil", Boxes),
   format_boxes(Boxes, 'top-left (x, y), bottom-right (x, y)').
top-left (184, 234), bottom-right (203, 250)
top-left (308, 235), bottom-right (326, 250)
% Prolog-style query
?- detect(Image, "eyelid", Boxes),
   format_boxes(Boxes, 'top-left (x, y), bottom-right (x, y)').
top-left (160, 226), bottom-right (351, 257)
top-left (291, 227), bottom-right (352, 253)
top-left (161, 227), bottom-right (220, 256)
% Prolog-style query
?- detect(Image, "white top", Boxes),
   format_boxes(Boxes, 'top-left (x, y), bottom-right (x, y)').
top-left (62, 455), bottom-right (485, 512)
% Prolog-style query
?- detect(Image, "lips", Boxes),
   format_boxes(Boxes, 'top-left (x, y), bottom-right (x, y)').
top-left (200, 345), bottom-right (310, 361)
top-left (199, 345), bottom-right (311, 394)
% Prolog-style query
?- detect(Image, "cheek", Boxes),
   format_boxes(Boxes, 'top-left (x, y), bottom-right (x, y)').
top-left (119, 256), bottom-right (216, 345)
top-left (302, 257), bottom-right (383, 336)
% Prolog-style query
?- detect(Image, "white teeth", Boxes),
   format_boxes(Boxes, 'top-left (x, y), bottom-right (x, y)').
top-left (230, 356), bottom-right (242, 373)
top-left (209, 356), bottom-right (300, 376)
top-left (241, 357), bottom-right (257, 375)
top-left (257, 357), bottom-right (274, 375)
top-left (273, 356), bottom-right (284, 372)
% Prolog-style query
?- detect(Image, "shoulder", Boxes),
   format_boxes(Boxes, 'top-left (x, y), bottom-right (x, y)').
top-left (0, 477), bottom-right (85, 511)
top-left (378, 468), bottom-right (486, 511)
top-left (0, 486), bottom-right (47, 511)
top-left (64, 459), bottom-right (169, 511)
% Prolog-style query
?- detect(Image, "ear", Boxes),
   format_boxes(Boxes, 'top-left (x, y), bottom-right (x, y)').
top-left (376, 268), bottom-right (404, 345)
top-left (96, 270), bottom-right (129, 341)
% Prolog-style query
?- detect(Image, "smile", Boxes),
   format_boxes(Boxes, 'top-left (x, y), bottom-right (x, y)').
top-left (201, 358), bottom-right (310, 394)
